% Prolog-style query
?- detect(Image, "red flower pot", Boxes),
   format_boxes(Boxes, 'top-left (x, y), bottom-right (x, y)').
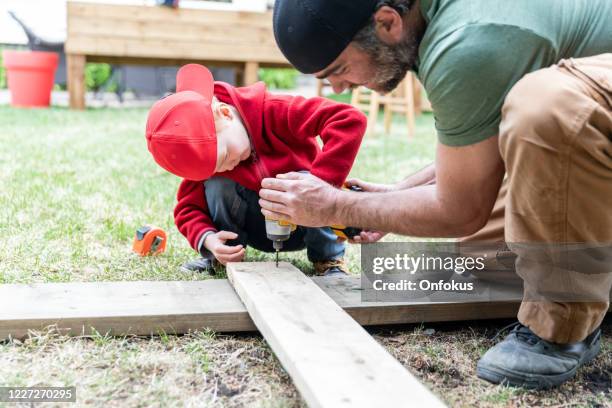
top-left (2, 50), bottom-right (59, 108)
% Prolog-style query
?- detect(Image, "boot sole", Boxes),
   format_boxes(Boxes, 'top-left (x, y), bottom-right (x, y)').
top-left (476, 341), bottom-right (601, 390)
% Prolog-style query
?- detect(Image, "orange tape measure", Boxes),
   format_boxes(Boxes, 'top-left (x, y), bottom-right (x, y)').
top-left (132, 225), bottom-right (167, 256)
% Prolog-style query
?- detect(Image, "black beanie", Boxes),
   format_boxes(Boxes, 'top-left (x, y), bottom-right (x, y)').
top-left (273, 0), bottom-right (379, 74)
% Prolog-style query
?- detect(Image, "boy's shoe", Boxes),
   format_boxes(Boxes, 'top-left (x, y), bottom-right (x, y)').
top-left (181, 258), bottom-right (217, 275)
top-left (477, 322), bottom-right (601, 390)
top-left (313, 259), bottom-right (349, 277)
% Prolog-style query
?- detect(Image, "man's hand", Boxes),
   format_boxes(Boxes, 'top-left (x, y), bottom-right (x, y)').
top-left (203, 231), bottom-right (245, 265)
top-left (345, 178), bottom-right (396, 193)
top-left (259, 172), bottom-right (340, 227)
top-left (349, 230), bottom-right (387, 244)
top-left (344, 178), bottom-right (392, 243)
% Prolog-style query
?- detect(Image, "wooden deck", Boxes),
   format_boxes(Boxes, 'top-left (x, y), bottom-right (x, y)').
top-left (65, 2), bottom-right (291, 109)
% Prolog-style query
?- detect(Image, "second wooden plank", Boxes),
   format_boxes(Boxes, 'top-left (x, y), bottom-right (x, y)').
top-left (227, 262), bottom-right (446, 408)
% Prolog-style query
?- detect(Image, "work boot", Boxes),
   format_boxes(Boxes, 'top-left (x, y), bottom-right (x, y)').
top-left (477, 322), bottom-right (601, 389)
top-left (180, 257), bottom-right (217, 275)
top-left (313, 259), bottom-right (349, 277)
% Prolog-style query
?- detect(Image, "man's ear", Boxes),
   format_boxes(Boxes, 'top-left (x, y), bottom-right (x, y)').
top-left (373, 6), bottom-right (404, 45)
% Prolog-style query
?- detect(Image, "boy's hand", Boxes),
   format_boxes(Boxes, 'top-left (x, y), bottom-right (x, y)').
top-left (204, 231), bottom-right (245, 265)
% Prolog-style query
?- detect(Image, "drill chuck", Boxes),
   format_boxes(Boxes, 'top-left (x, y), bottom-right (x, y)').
top-left (272, 240), bottom-right (283, 251)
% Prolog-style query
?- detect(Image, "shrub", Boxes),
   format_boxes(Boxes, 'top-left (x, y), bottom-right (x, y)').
top-left (85, 63), bottom-right (112, 92)
top-left (258, 68), bottom-right (299, 89)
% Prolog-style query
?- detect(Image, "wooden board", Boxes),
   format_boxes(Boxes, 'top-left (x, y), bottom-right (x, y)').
top-left (0, 274), bottom-right (523, 341)
top-left (227, 262), bottom-right (445, 408)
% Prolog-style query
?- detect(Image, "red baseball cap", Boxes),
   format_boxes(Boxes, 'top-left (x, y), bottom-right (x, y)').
top-left (146, 64), bottom-right (217, 181)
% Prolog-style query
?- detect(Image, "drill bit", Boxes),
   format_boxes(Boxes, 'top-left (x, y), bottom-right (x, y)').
top-left (273, 240), bottom-right (283, 268)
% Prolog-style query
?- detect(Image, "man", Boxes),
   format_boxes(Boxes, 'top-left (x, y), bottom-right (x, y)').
top-left (260, 0), bottom-right (612, 389)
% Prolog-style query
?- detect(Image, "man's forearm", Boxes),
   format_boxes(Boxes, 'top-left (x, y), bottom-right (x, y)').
top-left (395, 164), bottom-right (436, 190)
top-left (334, 184), bottom-right (480, 238)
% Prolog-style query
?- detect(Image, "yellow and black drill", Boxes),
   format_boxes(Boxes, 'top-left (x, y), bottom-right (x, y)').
top-left (265, 185), bottom-right (364, 267)
top-left (330, 185), bottom-right (364, 240)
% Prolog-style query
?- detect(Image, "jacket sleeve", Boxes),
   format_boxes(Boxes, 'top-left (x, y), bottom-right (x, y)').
top-left (270, 95), bottom-right (367, 187)
top-left (174, 179), bottom-right (217, 251)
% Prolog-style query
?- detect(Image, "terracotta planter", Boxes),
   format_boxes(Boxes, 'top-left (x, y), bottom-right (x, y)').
top-left (2, 50), bottom-right (59, 107)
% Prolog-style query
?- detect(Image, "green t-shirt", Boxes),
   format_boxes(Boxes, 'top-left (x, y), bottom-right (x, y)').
top-left (417, 0), bottom-right (612, 146)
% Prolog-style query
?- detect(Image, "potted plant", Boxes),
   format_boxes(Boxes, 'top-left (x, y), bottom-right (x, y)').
top-left (2, 50), bottom-right (59, 108)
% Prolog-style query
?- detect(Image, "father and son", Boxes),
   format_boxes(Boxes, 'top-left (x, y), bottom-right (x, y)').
top-left (145, 0), bottom-right (612, 390)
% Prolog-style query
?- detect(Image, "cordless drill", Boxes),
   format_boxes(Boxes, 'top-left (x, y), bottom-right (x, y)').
top-left (265, 219), bottom-right (296, 267)
top-left (265, 185), bottom-right (363, 267)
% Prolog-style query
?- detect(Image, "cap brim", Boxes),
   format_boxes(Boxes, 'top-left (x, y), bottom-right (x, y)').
top-left (176, 64), bottom-right (214, 100)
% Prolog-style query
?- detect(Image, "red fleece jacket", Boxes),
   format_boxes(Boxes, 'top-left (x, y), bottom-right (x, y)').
top-left (174, 81), bottom-right (367, 251)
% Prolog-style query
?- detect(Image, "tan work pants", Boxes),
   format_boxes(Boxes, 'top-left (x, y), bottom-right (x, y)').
top-left (464, 54), bottom-right (612, 344)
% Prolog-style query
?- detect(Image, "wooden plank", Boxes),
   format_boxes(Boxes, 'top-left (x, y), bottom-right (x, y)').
top-left (66, 53), bottom-right (86, 110)
top-left (65, 36), bottom-right (288, 65)
top-left (68, 2), bottom-right (273, 27)
top-left (0, 275), bottom-right (523, 341)
top-left (0, 280), bottom-right (254, 340)
top-left (83, 55), bottom-right (290, 70)
top-left (68, 16), bottom-right (277, 47)
top-left (227, 262), bottom-right (445, 408)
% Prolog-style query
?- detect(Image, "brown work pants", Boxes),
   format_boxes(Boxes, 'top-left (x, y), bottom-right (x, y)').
top-left (464, 54), bottom-right (612, 344)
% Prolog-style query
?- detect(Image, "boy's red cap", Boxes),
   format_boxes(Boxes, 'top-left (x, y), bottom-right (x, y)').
top-left (146, 64), bottom-right (217, 181)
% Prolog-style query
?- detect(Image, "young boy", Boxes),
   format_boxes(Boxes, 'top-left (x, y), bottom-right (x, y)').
top-left (145, 64), bottom-right (366, 275)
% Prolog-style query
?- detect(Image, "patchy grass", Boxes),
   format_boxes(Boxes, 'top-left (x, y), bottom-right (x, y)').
top-left (0, 105), bottom-right (610, 407)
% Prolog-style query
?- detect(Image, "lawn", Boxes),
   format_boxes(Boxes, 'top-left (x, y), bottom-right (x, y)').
top-left (0, 105), bottom-right (610, 407)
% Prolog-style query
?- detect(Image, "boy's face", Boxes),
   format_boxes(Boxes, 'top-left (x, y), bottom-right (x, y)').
top-left (212, 101), bottom-right (252, 173)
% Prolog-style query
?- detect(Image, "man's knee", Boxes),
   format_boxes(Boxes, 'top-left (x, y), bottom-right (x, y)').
top-left (499, 67), bottom-right (589, 157)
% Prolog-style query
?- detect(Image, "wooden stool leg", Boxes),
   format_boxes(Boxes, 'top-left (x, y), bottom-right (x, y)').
top-left (366, 91), bottom-right (380, 136)
top-left (405, 77), bottom-right (416, 138)
top-left (244, 62), bottom-right (260, 86)
top-left (350, 87), bottom-right (361, 106)
top-left (383, 96), bottom-right (393, 135)
top-left (67, 54), bottom-right (86, 110)
top-left (317, 80), bottom-right (324, 97)
top-left (412, 73), bottom-right (422, 115)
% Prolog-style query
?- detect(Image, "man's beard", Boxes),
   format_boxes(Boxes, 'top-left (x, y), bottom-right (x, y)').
top-left (356, 31), bottom-right (420, 94)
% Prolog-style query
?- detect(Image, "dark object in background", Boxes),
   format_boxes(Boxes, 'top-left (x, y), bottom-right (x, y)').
top-left (8, 11), bottom-right (66, 87)
top-left (156, 0), bottom-right (180, 8)
top-left (180, 258), bottom-right (217, 275)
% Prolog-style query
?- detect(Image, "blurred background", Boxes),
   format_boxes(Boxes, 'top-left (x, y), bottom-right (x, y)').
top-left (0, 0), bottom-right (307, 108)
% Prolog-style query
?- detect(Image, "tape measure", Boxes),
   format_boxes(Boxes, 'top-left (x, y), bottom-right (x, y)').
top-left (132, 225), bottom-right (167, 256)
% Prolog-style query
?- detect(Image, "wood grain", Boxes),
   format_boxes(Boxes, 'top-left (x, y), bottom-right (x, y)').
top-left (226, 262), bottom-right (445, 408)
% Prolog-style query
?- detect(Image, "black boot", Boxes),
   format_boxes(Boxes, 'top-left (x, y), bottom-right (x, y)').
top-left (477, 322), bottom-right (601, 389)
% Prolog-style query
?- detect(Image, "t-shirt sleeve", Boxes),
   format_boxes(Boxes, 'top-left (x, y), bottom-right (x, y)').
top-left (421, 24), bottom-right (556, 146)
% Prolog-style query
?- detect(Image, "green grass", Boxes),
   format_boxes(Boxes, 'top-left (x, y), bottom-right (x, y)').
top-left (0, 105), bottom-right (436, 284)
top-left (0, 105), bottom-right (610, 407)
